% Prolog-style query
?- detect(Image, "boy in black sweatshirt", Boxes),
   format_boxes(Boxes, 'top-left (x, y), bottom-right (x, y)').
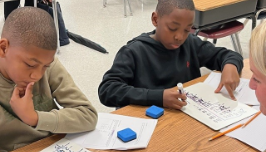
top-left (98, 0), bottom-right (243, 109)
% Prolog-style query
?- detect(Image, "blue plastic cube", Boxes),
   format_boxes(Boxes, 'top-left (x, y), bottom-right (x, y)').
top-left (117, 128), bottom-right (137, 142)
top-left (146, 105), bottom-right (164, 119)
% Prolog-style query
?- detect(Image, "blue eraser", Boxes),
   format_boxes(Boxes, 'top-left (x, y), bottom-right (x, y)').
top-left (146, 105), bottom-right (164, 119)
top-left (117, 128), bottom-right (137, 142)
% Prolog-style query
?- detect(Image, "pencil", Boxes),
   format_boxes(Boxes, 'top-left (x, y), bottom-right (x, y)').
top-left (242, 111), bottom-right (261, 128)
top-left (209, 124), bottom-right (243, 141)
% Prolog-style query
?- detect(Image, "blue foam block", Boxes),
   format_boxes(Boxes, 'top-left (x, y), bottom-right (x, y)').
top-left (146, 105), bottom-right (164, 119)
top-left (117, 128), bottom-right (137, 142)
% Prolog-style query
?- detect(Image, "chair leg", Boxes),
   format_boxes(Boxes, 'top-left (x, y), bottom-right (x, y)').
top-left (52, 0), bottom-right (60, 54)
top-left (234, 33), bottom-right (243, 56)
top-left (124, 0), bottom-right (133, 17)
top-left (230, 35), bottom-right (238, 52)
top-left (103, 0), bottom-right (107, 7)
top-left (213, 39), bottom-right (217, 45)
top-left (124, 0), bottom-right (127, 17)
top-left (230, 34), bottom-right (242, 56)
top-left (127, 0), bottom-right (133, 16)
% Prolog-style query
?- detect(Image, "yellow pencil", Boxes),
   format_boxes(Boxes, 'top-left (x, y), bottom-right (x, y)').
top-left (242, 111), bottom-right (261, 128)
top-left (209, 124), bottom-right (243, 141)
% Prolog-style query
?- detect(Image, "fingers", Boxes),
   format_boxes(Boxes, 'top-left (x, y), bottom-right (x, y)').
top-left (11, 86), bottom-right (20, 101)
top-left (172, 95), bottom-right (187, 109)
top-left (215, 83), bottom-right (223, 93)
top-left (169, 100), bottom-right (187, 110)
top-left (224, 84), bottom-right (236, 101)
top-left (25, 82), bottom-right (34, 98)
top-left (175, 93), bottom-right (187, 108)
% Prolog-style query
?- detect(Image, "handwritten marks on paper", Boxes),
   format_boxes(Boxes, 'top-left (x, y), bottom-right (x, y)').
top-left (181, 83), bottom-right (257, 130)
top-left (186, 91), bottom-right (247, 123)
top-left (40, 138), bottom-right (91, 152)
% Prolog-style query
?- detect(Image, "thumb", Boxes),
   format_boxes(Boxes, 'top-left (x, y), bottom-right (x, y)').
top-left (215, 83), bottom-right (223, 93)
top-left (25, 82), bottom-right (34, 98)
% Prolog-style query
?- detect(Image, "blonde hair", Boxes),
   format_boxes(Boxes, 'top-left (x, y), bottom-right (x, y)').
top-left (250, 21), bottom-right (266, 76)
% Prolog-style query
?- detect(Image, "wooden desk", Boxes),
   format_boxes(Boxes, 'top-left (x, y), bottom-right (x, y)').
top-left (13, 59), bottom-right (257, 152)
top-left (194, 0), bottom-right (246, 11)
top-left (193, 0), bottom-right (257, 29)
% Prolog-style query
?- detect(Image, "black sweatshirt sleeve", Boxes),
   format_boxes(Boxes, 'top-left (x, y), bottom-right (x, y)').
top-left (98, 46), bottom-right (164, 107)
top-left (190, 35), bottom-right (243, 73)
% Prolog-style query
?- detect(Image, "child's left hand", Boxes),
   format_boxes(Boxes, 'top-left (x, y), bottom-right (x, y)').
top-left (215, 64), bottom-right (240, 100)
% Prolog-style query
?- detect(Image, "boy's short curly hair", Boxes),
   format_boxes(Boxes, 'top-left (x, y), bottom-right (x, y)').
top-left (1, 7), bottom-right (57, 50)
top-left (156, 0), bottom-right (195, 17)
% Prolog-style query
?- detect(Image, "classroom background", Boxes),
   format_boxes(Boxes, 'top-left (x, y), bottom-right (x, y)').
top-left (0, 0), bottom-right (254, 113)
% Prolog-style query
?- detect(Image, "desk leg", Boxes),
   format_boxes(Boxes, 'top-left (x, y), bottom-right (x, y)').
top-left (251, 14), bottom-right (256, 30)
top-left (194, 29), bottom-right (200, 36)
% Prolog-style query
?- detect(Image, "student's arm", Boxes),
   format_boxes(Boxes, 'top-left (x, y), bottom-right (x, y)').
top-left (98, 46), bottom-right (164, 107)
top-left (191, 35), bottom-right (243, 99)
top-left (191, 35), bottom-right (243, 73)
top-left (35, 58), bottom-right (98, 133)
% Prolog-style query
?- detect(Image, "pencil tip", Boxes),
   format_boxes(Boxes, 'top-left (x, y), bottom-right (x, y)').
top-left (209, 138), bottom-right (212, 141)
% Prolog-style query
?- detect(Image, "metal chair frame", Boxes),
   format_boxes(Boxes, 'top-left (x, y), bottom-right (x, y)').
top-left (103, 0), bottom-right (133, 17)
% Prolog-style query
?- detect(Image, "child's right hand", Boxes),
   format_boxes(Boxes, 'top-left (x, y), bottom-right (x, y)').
top-left (10, 82), bottom-right (38, 126)
top-left (163, 88), bottom-right (187, 110)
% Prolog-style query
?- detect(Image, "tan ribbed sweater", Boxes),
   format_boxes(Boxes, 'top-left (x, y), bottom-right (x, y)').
top-left (0, 58), bottom-right (98, 151)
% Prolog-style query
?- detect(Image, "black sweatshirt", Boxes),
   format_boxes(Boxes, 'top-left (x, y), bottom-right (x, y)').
top-left (98, 31), bottom-right (243, 107)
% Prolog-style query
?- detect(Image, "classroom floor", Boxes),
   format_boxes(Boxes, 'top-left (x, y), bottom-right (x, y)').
top-left (0, 0), bottom-right (254, 113)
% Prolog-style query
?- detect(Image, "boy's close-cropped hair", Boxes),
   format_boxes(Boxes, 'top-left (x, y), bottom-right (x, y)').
top-left (156, 0), bottom-right (195, 17)
top-left (2, 6), bottom-right (57, 50)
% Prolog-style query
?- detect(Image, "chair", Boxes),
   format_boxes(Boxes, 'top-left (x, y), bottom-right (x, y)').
top-left (191, 20), bottom-right (244, 56)
top-left (103, 0), bottom-right (133, 17)
top-left (242, 0), bottom-right (266, 29)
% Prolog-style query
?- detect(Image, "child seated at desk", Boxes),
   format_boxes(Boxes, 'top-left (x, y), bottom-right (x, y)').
top-left (249, 21), bottom-right (266, 115)
top-left (0, 7), bottom-right (98, 151)
top-left (98, 0), bottom-right (243, 109)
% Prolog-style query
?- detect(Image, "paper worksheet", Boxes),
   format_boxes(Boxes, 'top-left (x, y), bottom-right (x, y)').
top-left (65, 113), bottom-right (158, 150)
top-left (220, 106), bottom-right (266, 151)
top-left (40, 138), bottom-right (91, 152)
top-left (181, 82), bottom-right (258, 130)
top-left (204, 72), bottom-right (259, 105)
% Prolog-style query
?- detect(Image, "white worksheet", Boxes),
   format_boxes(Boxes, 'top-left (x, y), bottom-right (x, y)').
top-left (65, 113), bottom-right (158, 150)
top-left (221, 106), bottom-right (266, 151)
top-left (204, 72), bottom-right (259, 105)
top-left (40, 138), bottom-right (91, 152)
top-left (181, 82), bottom-right (258, 130)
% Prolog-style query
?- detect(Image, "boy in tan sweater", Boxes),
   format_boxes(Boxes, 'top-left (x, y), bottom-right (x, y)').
top-left (0, 7), bottom-right (97, 151)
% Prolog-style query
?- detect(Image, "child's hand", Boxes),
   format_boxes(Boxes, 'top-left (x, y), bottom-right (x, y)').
top-left (10, 82), bottom-right (38, 126)
top-left (163, 88), bottom-right (187, 109)
top-left (215, 64), bottom-right (240, 100)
